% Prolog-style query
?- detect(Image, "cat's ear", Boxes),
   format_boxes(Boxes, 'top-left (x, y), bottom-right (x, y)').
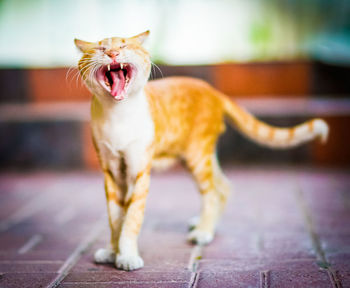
top-left (74, 39), bottom-right (95, 52)
top-left (130, 30), bottom-right (150, 44)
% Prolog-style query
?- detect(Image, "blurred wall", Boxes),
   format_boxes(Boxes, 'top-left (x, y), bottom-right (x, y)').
top-left (0, 0), bottom-right (349, 170)
top-left (1, 62), bottom-right (350, 170)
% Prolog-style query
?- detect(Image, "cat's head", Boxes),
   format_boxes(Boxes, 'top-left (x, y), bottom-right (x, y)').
top-left (74, 31), bottom-right (151, 101)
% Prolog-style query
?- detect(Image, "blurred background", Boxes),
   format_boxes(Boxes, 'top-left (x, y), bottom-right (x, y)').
top-left (0, 0), bottom-right (350, 170)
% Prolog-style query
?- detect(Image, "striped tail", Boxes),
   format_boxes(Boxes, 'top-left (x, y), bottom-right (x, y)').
top-left (222, 96), bottom-right (329, 149)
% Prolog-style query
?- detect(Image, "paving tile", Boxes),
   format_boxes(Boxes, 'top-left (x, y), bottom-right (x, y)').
top-left (199, 259), bottom-right (265, 272)
top-left (298, 172), bottom-right (350, 216)
top-left (268, 261), bottom-right (331, 288)
top-left (0, 233), bottom-right (30, 250)
top-left (147, 171), bottom-right (200, 215)
top-left (319, 233), bottom-right (350, 256)
top-left (206, 170), bottom-right (314, 264)
top-left (64, 271), bottom-right (191, 283)
top-left (221, 171), bottom-right (304, 232)
top-left (0, 168), bottom-right (349, 288)
top-left (0, 172), bottom-right (104, 232)
top-left (203, 233), bottom-right (261, 260)
top-left (204, 231), bottom-right (314, 261)
top-left (328, 253), bottom-right (350, 288)
top-left (0, 174), bottom-right (57, 219)
top-left (197, 271), bottom-right (259, 288)
top-left (0, 251), bottom-right (71, 261)
top-left (302, 188), bottom-right (350, 235)
top-left (0, 261), bottom-right (62, 273)
top-left (261, 231), bottom-right (314, 260)
top-left (59, 282), bottom-right (189, 288)
top-left (28, 225), bottom-right (96, 252)
top-left (199, 259), bottom-right (332, 287)
top-left (0, 221), bottom-right (96, 253)
top-left (0, 272), bottom-right (58, 288)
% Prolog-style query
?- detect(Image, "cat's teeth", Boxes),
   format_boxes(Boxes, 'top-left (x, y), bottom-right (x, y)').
top-left (120, 63), bottom-right (124, 69)
top-left (107, 64), bottom-right (110, 71)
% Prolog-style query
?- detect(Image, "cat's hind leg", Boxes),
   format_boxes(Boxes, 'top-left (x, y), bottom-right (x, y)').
top-left (212, 155), bottom-right (231, 214)
top-left (187, 157), bottom-right (230, 234)
top-left (94, 170), bottom-right (124, 264)
top-left (186, 142), bottom-right (229, 245)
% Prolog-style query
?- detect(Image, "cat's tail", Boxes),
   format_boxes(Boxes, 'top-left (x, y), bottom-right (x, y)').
top-left (221, 96), bottom-right (329, 149)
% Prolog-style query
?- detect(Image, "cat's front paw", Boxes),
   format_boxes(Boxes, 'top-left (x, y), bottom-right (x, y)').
top-left (115, 253), bottom-right (144, 271)
top-left (188, 229), bottom-right (214, 245)
top-left (94, 248), bottom-right (116, 264)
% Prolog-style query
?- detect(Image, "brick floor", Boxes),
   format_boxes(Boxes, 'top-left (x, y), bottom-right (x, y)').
top-left (0, 167), bottom-right (348, 287)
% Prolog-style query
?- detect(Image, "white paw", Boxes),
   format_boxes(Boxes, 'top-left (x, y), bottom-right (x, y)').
top-left (187, 216), bottom-right (200, 231)
top-left (94, 248), bottom-right (115, 264)
top-left (188, 229), bottom-right (214, 245)
top-left (116, 253), bottom-right (144, 271)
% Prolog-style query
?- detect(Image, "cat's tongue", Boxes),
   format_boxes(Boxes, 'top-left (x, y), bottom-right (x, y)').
top-left (110, 70), bottom-right (125, 99)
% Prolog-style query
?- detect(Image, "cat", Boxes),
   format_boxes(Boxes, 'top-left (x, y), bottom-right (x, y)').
top-left (74, 31), bottom-right (329, 271)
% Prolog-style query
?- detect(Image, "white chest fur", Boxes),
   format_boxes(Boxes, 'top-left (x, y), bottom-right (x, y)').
top-left (91, 91), bottom-right (154, 181)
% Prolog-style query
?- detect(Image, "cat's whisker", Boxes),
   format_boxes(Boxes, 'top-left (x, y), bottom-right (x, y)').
top-left (87, 66), bottom-right (97, 83)
top-left (65, 66), bottom-right (77, 83)
top-left (75, 70), bottom-right (84, 88)
top-left (66, 65), bottom-right (87, 88)
top-left (149, 62), bottom-right (155, 80)
top-left (80, 62), bottom-right (97, 74)
top-left (151, 61), bottom-right (163, 78)
top-left (81, 62), bottom-right (100, 80)
top-left (75, 62), bottom-right (96, 87)
top-left (86, 63), bottom-right (100, 84)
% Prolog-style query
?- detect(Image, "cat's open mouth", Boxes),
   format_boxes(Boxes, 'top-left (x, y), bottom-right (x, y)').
top-left (96, 63), bottom-right (133, 100)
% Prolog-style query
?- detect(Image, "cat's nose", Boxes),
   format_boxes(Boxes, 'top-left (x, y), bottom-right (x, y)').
top-left (106, 50), bottom-right (119, 59)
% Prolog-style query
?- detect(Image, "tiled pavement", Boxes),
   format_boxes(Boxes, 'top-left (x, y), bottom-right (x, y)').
top-left (0, 167), bottom-right (349, 287)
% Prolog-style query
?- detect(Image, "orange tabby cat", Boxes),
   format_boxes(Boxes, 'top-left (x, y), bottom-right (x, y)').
top-left (75, 31), bottom-right (329, 271)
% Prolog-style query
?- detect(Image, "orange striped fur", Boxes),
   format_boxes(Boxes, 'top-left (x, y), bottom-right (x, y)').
top-left (75, 31), bottom-right (329, 271)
